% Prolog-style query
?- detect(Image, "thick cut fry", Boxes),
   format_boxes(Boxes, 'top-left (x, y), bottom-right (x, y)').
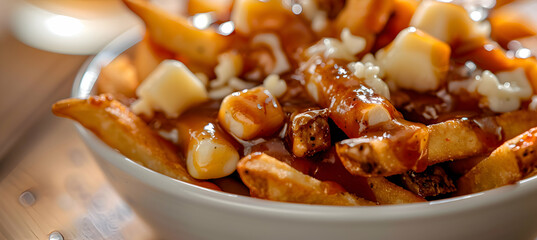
top-left (237, 153), bottom-right (375, 206)
top-left (489, 5), bottom-right (536, 49)
top-left (335, 0), bottom-right (394, 53)
top-left (367, 177), bottom-right (426, 204)
top-left (187, 0), bottom-right (232, 21)
top-left (337, 110), bottom-right (537, 177)
top-left (134, 33), bottom-right (174, 82)
top-left (429, 110), bottom-right (537, 163)
top-left (97, 54), bottom-right (139, 98)
top-left (374, 0), bottom-right (419, 50)
top-left (457, 127), bottom-right (537, 195)
top-left (122, 0), bottom-right (228, 65)
top-left (52, 95), bottom-right (218, 190)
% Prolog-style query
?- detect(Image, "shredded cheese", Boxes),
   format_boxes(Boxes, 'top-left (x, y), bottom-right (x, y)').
top-left (473, 69), bottom-right (533, 113)
top-left (306, 28), bottom-right (366, 61)
top-left (263, 74), bottom-right (288, 98)
top-left (348, 61), bottom-right (390, 99)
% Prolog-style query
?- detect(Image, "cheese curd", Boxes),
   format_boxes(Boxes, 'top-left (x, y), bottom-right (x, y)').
top-left (263, 74), bottom-right (288, 98)
top-left (306, 28), bottom-right (366, 61)
top-left (131, 60), bottom-right (208, 118)
top-left (410, 1), bottom-right (490, 52)
top-left (186, 132), bottom-right (240, 180)
top-left (348, 61), bottom-right (390, 99)
top-left (377, 27), bottom-right (450, 92)
top-left (473, 69), bottom-right (533, 113)
top-left (207, 52), bottom-right (256, 100)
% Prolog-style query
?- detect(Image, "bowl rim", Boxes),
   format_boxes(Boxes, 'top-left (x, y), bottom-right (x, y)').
top-left (73, 27), bottom-right (537, 222)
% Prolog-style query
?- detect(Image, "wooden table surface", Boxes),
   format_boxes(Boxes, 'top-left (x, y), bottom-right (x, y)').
top-left (0, 7), bottom-right (156, 239)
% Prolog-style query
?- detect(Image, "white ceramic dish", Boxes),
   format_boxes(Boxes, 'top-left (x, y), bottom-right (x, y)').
top-left (72, 28), bottom-right (537, 240)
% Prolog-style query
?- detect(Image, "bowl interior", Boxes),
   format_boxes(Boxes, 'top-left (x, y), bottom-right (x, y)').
top-left (72, 27), bottom-right (537, 221)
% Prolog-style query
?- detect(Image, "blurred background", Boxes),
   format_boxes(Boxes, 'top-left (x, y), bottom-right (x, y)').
top-left (0, 0), bottom-right (156, 239)
top-left (0, 0), bottom-right (536, 239)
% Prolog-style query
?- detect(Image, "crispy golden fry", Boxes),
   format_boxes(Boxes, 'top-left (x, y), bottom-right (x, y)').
top-left (97, 55), bottom-right (139, 98)
top-left (456, 127), bottom-right (537, 195)
top-left (338, 110), bottom-right (537, 177)
top-left (52, 95), bottom-right (219, 190)
top-left (337, 126), bottom-right (428, 177)
top-left (489, 8), bottom-right (536, 49)
top-left (134, 33), bottom-right (174, 82)
top-left (336, 0), bottom-right (394, 53)
top-left (429, 110), bottom-right (537, 164)
top-left (122, 0), bottom-right (228, 65)
top-left (367, 177), bottom-right (426, 204)
top-left (237, 153), bottom-right (375, 206)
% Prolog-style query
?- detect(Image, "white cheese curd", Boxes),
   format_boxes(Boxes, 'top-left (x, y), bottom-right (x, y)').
top-left (306, 28), bottom-right (366, 61)
top-left (131, 60), bottom-right (208, 118)
top-left (157, 129), bottom-right (179, 145)
top-left (210, 51), bottom-right (243, 88)
top-left (341, 28), bottom-right (366, 56)
top-left (529, 95), bottom-right (537, 111)
top-left (410, 1), bottom-right (490, 49)
top-left (348, 61), bottom-right (390, 99)
top-left (208, 86), bottom-right (235, 100)
top-left (186, 137), bottom-right (240, 179)
top-left (361, 52), bottom-right (385, 78)
top-left (252, 33), bottom-right (291, 74)
top-left (263, 74), bottom-right (288, 98)
top-left (228, 77), bottom-right (257, 90)
top-left (377, 27), bottom-right (450, 92)
top-left (296, 0), bottom-right (328, 32)
top-left (473, 69), bottom-right (533, 113)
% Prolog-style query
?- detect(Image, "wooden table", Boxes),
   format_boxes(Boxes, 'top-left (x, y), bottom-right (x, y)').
top-left (0, 19), bottom-right (155, 240)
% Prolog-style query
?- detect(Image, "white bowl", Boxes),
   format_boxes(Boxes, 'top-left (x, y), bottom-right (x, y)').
top-left (72, 28), bottom-right (537, 240)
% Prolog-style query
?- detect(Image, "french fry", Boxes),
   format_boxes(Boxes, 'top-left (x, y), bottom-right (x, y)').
top-left (337, 110), bottom-right (537, 177)
top-left (456, 127), bottom-right (537, 195)
top-left (429, 110), bottom-right (537, 163)
top-left (122, 0), bottom-right (228, 65)
top-left (374, 0), bottom-right (419, 50)
top-left (134, 33), bottom-right (174, 82)
top-left (335, 0), bottom-right (394, 53)
top-left (367, 177), bottom-right (426, 204)
top-left (237, 153), bottom-right (375, 206)
top-left (96, 54), bottom-right (139, 98)
top-left (52, 95), bottom-right (219, 190)
top-left (489, 8), bottom-right (537, 49)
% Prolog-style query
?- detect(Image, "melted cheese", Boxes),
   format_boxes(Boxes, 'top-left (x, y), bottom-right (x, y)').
top-left (306, 28), bottom-right (366, 61)
top-left (474, 69), bottom-right (533, 113)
